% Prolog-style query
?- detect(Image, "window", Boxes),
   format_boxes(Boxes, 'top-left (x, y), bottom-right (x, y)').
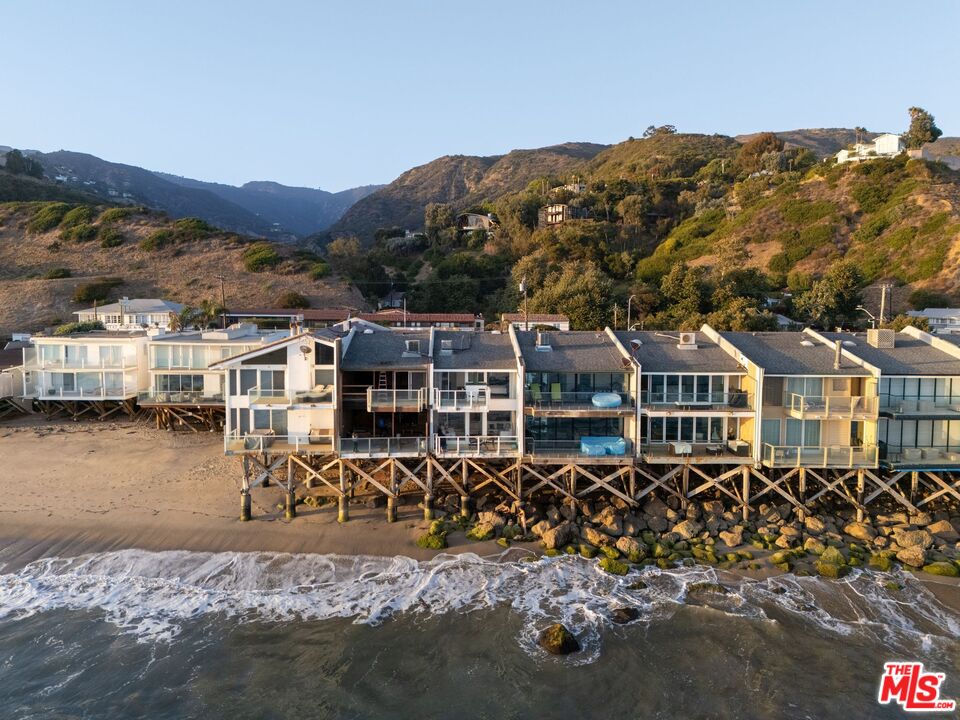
top-left (785, 419), bottom-right (820, 447)
top-left (239, 369), bottom-right (257, 394)
top-left (314, 343), bottom-right (335, 365)
top-left (761, 419), bottom-right (781, 446)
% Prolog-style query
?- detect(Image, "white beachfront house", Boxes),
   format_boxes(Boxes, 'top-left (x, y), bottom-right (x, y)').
top-left (142, 324), bottom-right (284, 405)
top-left (907, 308), bottom-right (960, 335)
top-left (835, 133), bottom-right (904, 164)
top-left (21, 330), bottom-right (149, 415)
top-left (75, 298), bottom-right (184, 331)
top-left (213, 329), bottom-right (341, 455)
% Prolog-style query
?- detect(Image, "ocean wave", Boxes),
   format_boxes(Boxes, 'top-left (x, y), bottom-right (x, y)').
top-left (0, 549), bottom-right (956, 663)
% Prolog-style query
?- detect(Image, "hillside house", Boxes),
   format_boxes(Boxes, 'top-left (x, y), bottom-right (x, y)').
top-left (835, 133), bottom-right (904, 164)
top-left (501, 313), bottom-right (570, 332)
top-left (456, 213), bottom-right (499, 233)
top-left (537, 203), bottom-right (589, 227)
top-left (907, 308), bottom-right (960, 335)
top-left (75, 298), bottom-right (184, 332)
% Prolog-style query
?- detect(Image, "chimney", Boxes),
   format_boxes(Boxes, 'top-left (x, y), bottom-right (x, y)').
top-left (834, 340), bottom-right (841, 370)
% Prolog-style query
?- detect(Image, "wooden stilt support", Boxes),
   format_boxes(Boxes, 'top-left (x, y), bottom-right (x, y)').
top-left (741, 465), bottom-right (750, 521)
top-left (338, 461), bottom-right (349, 523)
top-left (911, 470), bottom-right (919, 503)
top-left (424, 459), bottom-right (434, 521)
top-left (284, 459), bottom-right (296, 519)
top-left (387, 460), bottom-right (398, 522)
top-left (856, 468), bottom-right (865, 522)
top-left (681, 466), bottom-right (690, 509)
top-left (798, 467), bottom-right (807, 521)
top-left (240, 455), bottom-right (252, 521)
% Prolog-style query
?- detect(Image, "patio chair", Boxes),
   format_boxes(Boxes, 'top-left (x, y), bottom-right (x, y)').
top-left (529, 383), bottom-right (542, 402)
top-left (550, 383), bottom-right (562, 403)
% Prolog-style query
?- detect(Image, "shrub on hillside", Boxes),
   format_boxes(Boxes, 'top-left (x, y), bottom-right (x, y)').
top-left (72, 277), bottom-right (123, 304)
top-left (308, 261), bottom-right (329, 280)
top-left (59, 205), bottom-right (95, 228)
top-left (172, 217), bottom-right (216, 240)
top-left (61, 223), bottom-right (97, 242)
top-left (27, 203), bottom-right (71, 233)
top-left (277, 291), bottom-right (310, 309)
top-left (52, 320), bottom-right (105, 335)
top-left (98, 206), bottom-right (145, 223)
top-left (909, 288), bottom-right (952, 309)
top-left (98, 226), bottom-right (124, 248)
top-left (43, 267), bottom-right (71, 279)
top-left (140, 229), bottom-right (173, 251)
top-left (242, 242), bottom-right (281, 272)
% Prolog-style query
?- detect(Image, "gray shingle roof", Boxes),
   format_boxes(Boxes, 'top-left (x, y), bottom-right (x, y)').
top-left (75, 298), bottom-right (183, 315)
top-left (433, 331), bottom-right (517, 370)
top-left (820, 332), bottom-right (960, 376)
top-left (720, 331), bottom-right (871, 376)
top-left (616, 331), bottom-right (744, 374)
top-left (342, 330), bottom-right (432, 370)
top-left (516, 330), bottom-right (629, 373)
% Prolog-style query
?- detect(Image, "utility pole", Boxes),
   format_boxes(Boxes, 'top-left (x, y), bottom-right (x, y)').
top-left (879, 283), bottom-right (892, 325)
top-left (214, 274), bottom-right (227, 328)
top-left (520, 276), bottom-right (528, 331)
top-left (613, 303), bottom-right (619, 330)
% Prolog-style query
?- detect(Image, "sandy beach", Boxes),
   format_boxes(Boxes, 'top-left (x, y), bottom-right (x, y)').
top-left (0, 416), bottom-right (511, 566)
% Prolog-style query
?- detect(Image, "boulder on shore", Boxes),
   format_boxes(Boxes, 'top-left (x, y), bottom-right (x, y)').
top-left (843, 521), bottom-right (876, 543)
top-left (896, 545), bottom-right (928, 568)
top-left (893, 529), bottom-right (934, 550)
top-left (538, 623), bottom-right (580, 655)
top-left (719, 525), bottom-right (744, 548)
top-left (542, 521), bottom-right (578, 550)
top-left (672, 519), bottom-right (703, 540)
top-left (581, 525), bottom-right (613, 547)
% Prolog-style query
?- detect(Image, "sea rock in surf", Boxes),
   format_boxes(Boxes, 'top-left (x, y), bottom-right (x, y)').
top-left (897, 545), bottom-right (928, 567)
top-left (819, 545), bottom-right (845, 565)
top-left (816, 560), bottom-right (851, 578)
top-left (541, 521), bottom-right (578, 550)
top-left (804, 516), bottom-right (826, 535)
top-left (466, 522), bottom-right (496, 542)
top-left (719, 525), bottom-right (744, 548)
top-left (672, 519), bottom-right (703, 540)
top-left (615, 535), bottom-right (647, 562)
top-left (598, 555), bottom-right (629, 575)
top-left (531, 520), bottom-right (552, 538)
top-left (593, 506), bottom-right (623, 537)
top-left (922, 561), bottom-right (960, 577)
top-left (538, 624), bottom-right (581, 655)
top-left (893, 529), bottom-right (934, 550)
top-left (843, 522), bottom-right (876, 543)
top-left (803, 537), bottom-right (826, 555)
top-left (610, 606), bottom-right (640, 624)
top-left (928, 520), bottom-right (960, 542)
top-left (581, 525), bottom-right (613, 547)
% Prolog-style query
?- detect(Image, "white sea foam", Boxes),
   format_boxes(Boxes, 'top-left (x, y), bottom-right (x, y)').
top-left (0, 549), bottom-right (956, 663)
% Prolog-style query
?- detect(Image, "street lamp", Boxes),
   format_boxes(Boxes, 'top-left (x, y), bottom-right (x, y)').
top-left (627, 294), bottom-right (637, 331)
top-left (857, 305), bottom-right (877, 329)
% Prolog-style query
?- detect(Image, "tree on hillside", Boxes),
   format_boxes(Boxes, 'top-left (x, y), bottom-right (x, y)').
top-left (712, 234), bottom-right (749, 282)
top-left (902, 107), bottom-right (942, 149)
top-left (735, 132), bottom-right (784, 174)
top-left (528, 260), bottom-right (613, 330)
top-left (643, 125), bottom-right (677, 138)
top-left (3, 149), bottom-right (44, 178)
top-left (794, 260), bottom-right (863, 328)
top-left (883, 313), bottom-right (929, 332)
top-left (424, 202), bottom-right (454, 239)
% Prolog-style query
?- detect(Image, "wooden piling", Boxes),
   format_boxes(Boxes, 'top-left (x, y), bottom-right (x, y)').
top-left (338, 461), bottom-right (349, 523)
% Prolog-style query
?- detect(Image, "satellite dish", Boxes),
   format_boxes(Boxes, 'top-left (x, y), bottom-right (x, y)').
top-left (299, 345), bottom-right (312, 355)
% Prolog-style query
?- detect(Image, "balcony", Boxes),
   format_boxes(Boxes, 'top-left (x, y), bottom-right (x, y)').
top-left (784, 393), bottom-right (878, 420)
top-left (642, 391), bottom-right (753, 414)
top-left (224, 430), bottom-right (334, 456)
top-left (248, 385), bottom-right (335, 407)
top-left (338, 435), bottom-right (427, 457)
top-left (883, 445), bottom-right (960, 467)
top-left (524, 390), bottom-right (634, 417)
top-left (34, 357), bottom-right (137, 371)
top-left (36, 384), bottom-right (139, 400)
top-left (138, 390), bottom-right (224, 406)
top-left (434, 434), bottom-right (519, 457)
top-left (366, 387), bottom-right (428, 412)
top-left (434, 387), bottom-right (489, 410)
top-left (524, 437), bottom-right (633, 461)
top-left (642, 441), bottom-right (752, 464)
top-left (881, 396), bottom-right (960, 419)
top-left (761, 443), bottom-right (878, 468)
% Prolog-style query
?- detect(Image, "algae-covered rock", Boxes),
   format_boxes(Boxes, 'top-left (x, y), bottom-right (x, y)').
top-left (416, 533), bottom-right (447, 550)
top-left (923, 561), bottom-right (960, 577)
top-left (496, 537), bottom-right (510, 549)
top-left (687, 581), bottom-right (728, 596)
top-left (466, 521), bottom-right (495, 542)
top-left (428, 519), bottom-right (447, 536)
top-left (601, 545), bottom-right (621, 560)
top-left (579, 543), bottom-right (598, 559)
top-left (615, 535), bottom-right (648, 563)
top-left (819, 546), bottom-right (845, 565)
top-left (816, 560), bottom-right (851, 579)
top-left (538, 623), bottom-right (581, 655)
top-left (869, 553), bottom-right (893, 572)
top-left (896, 545), bottom-right (927, 568)
top-left (599, 555), bottom-right (629, 575)
top-left (610, 606), bottom-right (640, 624)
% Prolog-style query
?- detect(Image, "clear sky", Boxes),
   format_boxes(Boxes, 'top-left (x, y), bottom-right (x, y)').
top-left (2, 0), bottom-right (958, 191)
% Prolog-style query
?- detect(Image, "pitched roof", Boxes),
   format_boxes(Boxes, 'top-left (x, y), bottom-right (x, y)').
top-left (502, 313), bottom-right (569, 323)
top-left (516, 330), bottom-right (629, 373)
top-left (820, 332), bottom-right (960, 376)
top-left (433, 331), bottom-right (517, 370)
top-left (75, 298), bottom-right (183, 316)
top-left (719, 331), bottom-right (870, 376)
top-left (616, 331), bottom-right (744, 374)
top-left (0, 347), bottom-right (22, 370)
top-left (908, 308), bottom-right (960, 320)
top-left (341, 329), bottom-right (432, 370)
top-left (226, 308), bottom-right (353, 321)
top-left (211, 330), bottom-right (337, 367)
top-left (357, 309), bottom-right (477, 324)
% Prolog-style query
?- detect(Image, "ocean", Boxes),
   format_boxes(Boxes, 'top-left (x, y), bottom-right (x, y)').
top-left (0, 547), bottom-right (958, 719)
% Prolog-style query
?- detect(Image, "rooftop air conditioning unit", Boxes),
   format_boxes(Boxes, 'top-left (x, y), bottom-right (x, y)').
top-left (677, 332), bottom-right (698, 350)
top-left (403, 339), bottom-right (421, 356)
top-left (440, 338), bottom-right (453, 355)
top-left (867, 328), bottom-right (895, 349)
top-left (535, 330), bottom-right (552, 352)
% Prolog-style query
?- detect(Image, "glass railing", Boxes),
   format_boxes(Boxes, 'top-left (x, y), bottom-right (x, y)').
top-left (524, 438), bottom-right (633, 457)
top-left (762, 443), bottom-right (878, 468)
top-left (784, 393), bottom-right (878, 418)
top-left (434, 387), bottom-right (488, 409)
top-left (883, 445), bottom-right (960, 464)
top-left (35, 356), bottom-right (135, 370)
top-left (642, 441), bottom-right (752, 458)
top-left (434, 435), bottom-right (519, 456)
top-left (642, 391), bottom-right (753, 410)
top-left (138, 390), bottom-right (224, 405)
top-left (524, 390), bottom-right (633, 409)
top-left (338, 436), bottom-right (427, 455)
top-left (248, 386), bottom-right (290, 404)
top-left (224, 430), bottom-right (334, 454)
top-left (37, 385), bottom-right (138, 399)
top-left (366, 387), bottom-right (428, 411)
top-left (880, 395), bottom-right (960, 416)
top-left (292, 386), bottom-right (334, 404)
